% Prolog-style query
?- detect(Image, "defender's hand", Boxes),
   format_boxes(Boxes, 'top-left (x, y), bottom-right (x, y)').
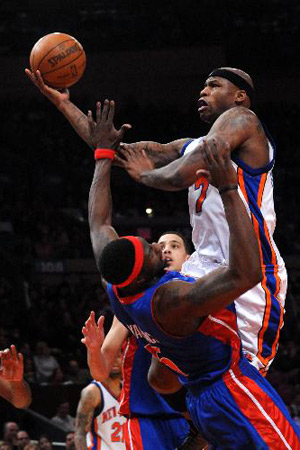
top-left (0, 345), bottom-right (24, 382)
top-left (25, 68), bottom-right (70, 107)
top-left (196, 138), bottom-right (237, 190)
top-left (81, 311), bottom-right (105, 351)
top-left (87, 100), bottom-right (131, 150)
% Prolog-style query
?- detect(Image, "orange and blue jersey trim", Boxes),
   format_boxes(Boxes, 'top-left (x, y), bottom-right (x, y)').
top-left (237, 167), bottom-right (284, 367)
top-left (89, 420), bottom-right (102, 450)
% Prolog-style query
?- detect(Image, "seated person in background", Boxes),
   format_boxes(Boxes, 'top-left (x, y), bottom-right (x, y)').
top-left (65, 359), bottom-right (91, 385)
top-left (65, 432), bottom-right (75, 450)
top-left (16, 431), bottom-right (30, 450)
top-left (51, 401), bottom-right (75, 432)
top-left (37, 436), bottom-right (53, 450)
top-left (1, 422), bottom-right (19, 450)
top-left (33, 341), bottom-right (59, 384)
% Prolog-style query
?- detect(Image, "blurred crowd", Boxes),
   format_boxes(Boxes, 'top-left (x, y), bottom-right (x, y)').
top-left (0, 94), bottom-right (299, 431)
top-left (0, 423), bottom-right (75, 450)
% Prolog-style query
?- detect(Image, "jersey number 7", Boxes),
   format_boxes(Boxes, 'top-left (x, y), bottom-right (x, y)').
top-left (195, 176), bottom-right (209, 213)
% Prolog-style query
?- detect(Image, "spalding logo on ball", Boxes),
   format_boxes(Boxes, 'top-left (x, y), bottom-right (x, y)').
top-left (30, 32), bottom-right (86, 88)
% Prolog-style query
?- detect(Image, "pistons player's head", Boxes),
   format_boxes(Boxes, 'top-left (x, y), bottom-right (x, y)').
top-left (99, 233), bottom-right (190, 291)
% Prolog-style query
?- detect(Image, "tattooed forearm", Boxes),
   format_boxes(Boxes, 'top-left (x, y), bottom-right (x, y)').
top-left (75, 410), bottom-right (94, 450)
top-left (145, 143), bottom-right (180, 167)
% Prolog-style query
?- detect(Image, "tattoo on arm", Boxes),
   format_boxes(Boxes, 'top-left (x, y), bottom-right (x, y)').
top-left (218, 111), bottom-right (253, 132)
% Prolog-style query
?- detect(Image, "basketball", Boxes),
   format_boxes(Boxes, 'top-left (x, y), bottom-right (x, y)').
top-left (30, 32), bottom-right (86, 89)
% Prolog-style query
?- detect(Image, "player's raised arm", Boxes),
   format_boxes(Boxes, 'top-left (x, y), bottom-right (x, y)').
top-left (152, 139), bottom-right (262, 334)
top-left (81, 314), bottom-right (128, 381)
top-left (87, 100), bottom-right (131, 273)
top-left (25, 68), bottom-right (187, 167)
top-left (0, 345), bottom-right (32, 409)
top-left (25, 68), bottom-right (94, 147)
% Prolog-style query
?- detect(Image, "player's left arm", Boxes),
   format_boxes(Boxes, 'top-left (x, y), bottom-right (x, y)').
top-left (0, 345), bottom-right (32, 409)
top-left (122, 107), bottom-right (263, 191)
top-left (87, 100), bottom-right (131, 285)
top-left (82, 314), bottom-right (128, 381)
top-left (25, 69), bottom-right (94, 147)
top-left (75, 384), bottom-right (101, 450)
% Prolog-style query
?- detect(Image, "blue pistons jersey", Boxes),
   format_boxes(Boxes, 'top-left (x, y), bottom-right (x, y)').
top-left (106, 271), bottom-right (242, 391)
top-left (120, 334), bottom-right (184, 417)
top-left (106, 273), bottom-right (300, 449)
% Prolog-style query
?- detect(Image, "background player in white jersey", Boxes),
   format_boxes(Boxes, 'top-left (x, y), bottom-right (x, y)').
top-left (75, 353), bottom-right (126, 450)
top-left (24, 66), bottom-right (286, 375)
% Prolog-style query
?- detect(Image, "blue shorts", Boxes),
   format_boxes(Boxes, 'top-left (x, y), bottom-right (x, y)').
top-left (186, 359), bottom-right (300, 449)
top-left (124, 415), bottom-right (189, 449)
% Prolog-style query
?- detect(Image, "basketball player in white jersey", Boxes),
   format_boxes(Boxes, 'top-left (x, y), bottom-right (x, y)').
top-left (24, 66), bottom-right (287, 375)
top-left (118, 68), bottom-right (287, 376)
top-left (75, 353), bottom-right (126, 450)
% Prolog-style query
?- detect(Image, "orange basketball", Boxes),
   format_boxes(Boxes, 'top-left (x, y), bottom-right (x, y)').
top-left (30, 32), bottom-right (86, 89)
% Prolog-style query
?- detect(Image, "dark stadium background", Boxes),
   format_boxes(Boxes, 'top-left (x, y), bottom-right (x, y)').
top-left (0, 0), bottom-right (299, 439)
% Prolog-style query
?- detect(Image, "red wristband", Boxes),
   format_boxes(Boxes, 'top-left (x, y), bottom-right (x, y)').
top-left (94, 148), bottom-right (116, 160)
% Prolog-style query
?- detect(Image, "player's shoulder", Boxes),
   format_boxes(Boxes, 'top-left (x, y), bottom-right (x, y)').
top-left (215, 107), bottom-right (263, 137)
top-left (80, 382), bottom-right (102, 407)
top-left (222, 106), bottom-right (257, 120)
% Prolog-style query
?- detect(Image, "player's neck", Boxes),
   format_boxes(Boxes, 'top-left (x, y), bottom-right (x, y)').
top-left (104, 375), bottom-right (122, 397)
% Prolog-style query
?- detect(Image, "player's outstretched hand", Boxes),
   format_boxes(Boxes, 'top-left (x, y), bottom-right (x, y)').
top-left (196, 138), bottom-right (237, 191)
top-left (0, 345), bottom-right (24, 382)
top-left (25, 68), bottom-right (70, 107)
top-left (87, 100), bottom-right (131, 150)
top-left (118, 144), bottom-right (155, 182)
top-left (81, 311), bottom-right (105, 351)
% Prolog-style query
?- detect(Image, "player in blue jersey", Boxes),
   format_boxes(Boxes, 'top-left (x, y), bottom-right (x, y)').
top-left (84, 98), bottom-right (300, 449)
top-left (81, 233), bottom-right (206, 449)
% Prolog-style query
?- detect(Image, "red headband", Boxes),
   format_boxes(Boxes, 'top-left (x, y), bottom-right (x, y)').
top-left (115, 236), bottom-right (144, 288)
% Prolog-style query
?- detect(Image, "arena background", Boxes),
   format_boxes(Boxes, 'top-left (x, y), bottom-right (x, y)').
top-left (0, 0), bottom-right (299, 440)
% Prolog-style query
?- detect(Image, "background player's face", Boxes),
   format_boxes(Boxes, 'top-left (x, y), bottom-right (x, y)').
top-left (158, 233), bottom-right (189, 271)
top-left (198, 76), bottom-right (239, 123)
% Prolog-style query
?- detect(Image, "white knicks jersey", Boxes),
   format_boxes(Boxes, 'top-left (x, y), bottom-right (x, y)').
top-left (87, 381), bottom-right (126, 450)
top-left (181, 136), bottom-right (287, 374)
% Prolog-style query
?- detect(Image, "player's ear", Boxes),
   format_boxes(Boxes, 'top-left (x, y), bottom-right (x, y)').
top-left (235, 90), bottom-right (247, 104)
